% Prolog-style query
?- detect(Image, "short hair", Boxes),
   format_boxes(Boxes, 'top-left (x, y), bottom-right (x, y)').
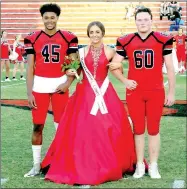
top-left (39, 3), bottom-right (61, 17)
top-left (135, 7), bottom-right (153, 20)
top-left (178, 27), bottom-right (183, 31)
top-left (87, 21), bottom-right (105, 37)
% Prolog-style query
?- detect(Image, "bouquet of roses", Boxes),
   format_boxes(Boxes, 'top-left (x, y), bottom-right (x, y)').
top-left (62, 56), bottom-right (81, 81)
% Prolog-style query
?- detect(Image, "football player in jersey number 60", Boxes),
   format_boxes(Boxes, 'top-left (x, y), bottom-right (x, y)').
top-left (24, 3), bottom-right (78, 177)
top-left (110, 7), bottom-right (175, 179)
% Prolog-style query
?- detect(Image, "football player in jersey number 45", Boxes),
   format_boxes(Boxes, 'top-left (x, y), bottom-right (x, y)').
top-left (110, 7), bottom-right (175, 179)
top-left (24, 3), bottom-right (78, 177)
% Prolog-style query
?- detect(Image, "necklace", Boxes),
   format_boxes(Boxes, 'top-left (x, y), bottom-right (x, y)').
top-left (90, 44), bottom-right (103, 79)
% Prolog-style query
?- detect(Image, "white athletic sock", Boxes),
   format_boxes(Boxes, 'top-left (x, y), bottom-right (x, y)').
top-left (54, 122), bottom-right (59, 130)
top-left (179, 67), bottom-right (183, 72)
top-left (32, 145), bottom-right (42, 165)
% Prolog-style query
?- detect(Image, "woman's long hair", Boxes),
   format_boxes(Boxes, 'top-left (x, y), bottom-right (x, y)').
top-left (1, 30), bottom-right (6, 38)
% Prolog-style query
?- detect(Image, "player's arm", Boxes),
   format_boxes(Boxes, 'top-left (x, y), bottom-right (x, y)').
top-left (56, 36), bottom-right (79, 93)
top-left (164, 38), bottom-right (176, 106)
top-left (110, 40), bottom-right (137, 90)
top-left (12, 41), bottom-right (17, 52)
top-left (68, 51), bottom-right (79, 61)
top-left (24, 37), bottom-right (37, 108)
top-left (106, 46), bottom-right (123, 73)
top-left (173, 37), bottom-right (176, 49)
top-left (111, 53), bottom-right (137, 90)
top-left (109, 41), bottom-right (125, 73)
top-left (26, 54), bottom-right (35, 96)
top-left (8, 42), bottom-right (12, 52)
top-left (66, 51), bottom-right (82, 77)
top-left (66, 36), bottom-right (79, 83)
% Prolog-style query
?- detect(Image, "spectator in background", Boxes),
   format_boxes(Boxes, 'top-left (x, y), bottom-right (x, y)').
top-left (173, 28), bottom-right (187, 73)
top-left (134, 1), bottom-right (145, 14)
top-left (124, 2), bottom-right (135, 21)
top-left (160, 0), bottom-right (171, 20)
top-left (169, 1), bottom-right (182, 18)
top-left (12, 34), bottom-right (26, 81)
top-left (169, 10), bottom-right (184, 31)
top-left (1, 30), bottom-right (11, 82)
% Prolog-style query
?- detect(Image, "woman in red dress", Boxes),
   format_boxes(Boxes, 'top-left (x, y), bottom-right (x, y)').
top-left (1, 30), bottom-right (11, 82)
top-left (40, 21), bottom-right (138, 186)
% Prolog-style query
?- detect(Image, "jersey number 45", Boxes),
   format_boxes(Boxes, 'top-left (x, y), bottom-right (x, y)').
top-left (42, 44), bottom-right (61, 63)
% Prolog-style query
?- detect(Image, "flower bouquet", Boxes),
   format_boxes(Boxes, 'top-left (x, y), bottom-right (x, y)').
top-left (62, 56), bottom-right (81, 81)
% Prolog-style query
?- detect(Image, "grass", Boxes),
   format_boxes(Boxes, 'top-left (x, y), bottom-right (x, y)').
top-left (1, 62), bottom-right (186, 100)
top-left (1, 107), bottom-right (186, 188)
top-left (1, 62), bottom-right (186, 188)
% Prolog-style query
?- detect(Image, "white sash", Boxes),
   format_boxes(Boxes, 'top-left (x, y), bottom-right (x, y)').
top-left (79, 47), bottom-right (109, 115)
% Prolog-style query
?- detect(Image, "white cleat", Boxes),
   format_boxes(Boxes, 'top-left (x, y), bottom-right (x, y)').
top-left (24, 164), bottom-right (40, 178)
top-left (181, 67), bottom-right (186, 73)
top-left (5, 78), bottom-right (11, 82)
top-left (133, 162), bottom-right (145, 179)
top-left (80, 185), bottom-right (91, 188)
top-left (20, 77), bottom-right (26, 80)
top-left (12, 78), bottom-right (18, 81)
top-left (148, 162), bottom-right (161, 179)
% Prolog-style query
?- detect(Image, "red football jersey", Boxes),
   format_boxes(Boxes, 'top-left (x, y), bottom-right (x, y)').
top-left (24, 30), bottom-right (78, 78)
top-left (173, 34), bottom-right (187, 50)
top-left (1, 39), bottom-right (9, 59)
top-left (116, 31), bottom-right (173, 90)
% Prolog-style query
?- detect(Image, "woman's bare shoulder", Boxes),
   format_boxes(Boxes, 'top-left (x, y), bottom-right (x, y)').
top-left (104, 45), bottom-right (115, 59)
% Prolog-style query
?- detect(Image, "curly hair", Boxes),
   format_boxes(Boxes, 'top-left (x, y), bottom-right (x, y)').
top-left (39, 3), bottom-right (61, 17)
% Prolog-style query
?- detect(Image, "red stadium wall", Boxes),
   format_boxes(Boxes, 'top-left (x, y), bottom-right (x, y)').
top-left (1, 2), bottom-right (186, 44)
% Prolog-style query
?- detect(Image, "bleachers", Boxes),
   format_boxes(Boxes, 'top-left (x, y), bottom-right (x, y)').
top-left (1, 2), bottom-right (186, 44)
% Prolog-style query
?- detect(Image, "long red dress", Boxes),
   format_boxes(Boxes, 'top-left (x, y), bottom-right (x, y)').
top-left (41, 46), bottom-right (137, 185)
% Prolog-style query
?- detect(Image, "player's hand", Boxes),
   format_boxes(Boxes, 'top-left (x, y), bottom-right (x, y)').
top-left (66, 69), bottom-right (76, 76)
top-left (124, 79), bottom-right (137, 90)
top-left (55, 82), bottom-right (70, 93)
top-left (164, 93), bottom-right (175, 106)
top-left (107, 62), bottom-right (122, 70)
top-left (28, 94), bottom-right (37, 109)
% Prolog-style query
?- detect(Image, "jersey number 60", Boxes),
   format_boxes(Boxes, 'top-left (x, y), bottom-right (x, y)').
top-left (133, 49), bottom-right (154, 69)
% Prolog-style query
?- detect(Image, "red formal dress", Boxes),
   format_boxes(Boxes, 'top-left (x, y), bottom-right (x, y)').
top-left (41, 46), bottom-right (137, 185)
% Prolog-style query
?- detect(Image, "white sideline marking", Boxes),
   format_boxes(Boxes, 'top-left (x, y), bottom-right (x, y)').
top-left (172, 180), bottom-right (185, 188)
top-left (1, 178), bottom-right (8, 185)
top-left (1, 82), bottom-right (26, 88)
